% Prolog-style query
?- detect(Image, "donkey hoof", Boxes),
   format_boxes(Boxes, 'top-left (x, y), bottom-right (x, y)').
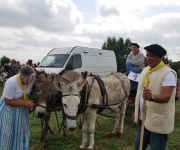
top-left (79, 145), bottom-right (86, 150)
top-left (103, 132), bottom-right (115, 138)
top-left (117, 132), bottom-right (123, 137)
top-left (38, 137), bottom-right (44, 142)
top-left (41, 144), bottom-right (49, 150)
top-left (87, 146), bottom-right (95, 150)
top-left (41, 147), bottom-right (48, 150)
top-left (103, 132), bottom-right (121, 138)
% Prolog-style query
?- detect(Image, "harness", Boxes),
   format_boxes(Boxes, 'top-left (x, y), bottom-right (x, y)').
top-left (78, 82), bottom-right (90, 114)
top-left (61, 73), bottom-right (129, 117)
top-left (90, 74), bottom-right (129, 112)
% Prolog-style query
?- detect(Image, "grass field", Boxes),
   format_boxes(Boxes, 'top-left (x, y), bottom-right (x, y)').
top-left (0, 86), bottom-right (180, 150)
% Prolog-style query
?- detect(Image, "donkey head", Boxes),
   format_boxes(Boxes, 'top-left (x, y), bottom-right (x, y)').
top-left (30, 70), bottom-right (59, 118)
top-left (54, 71), bottom-right (88, 130)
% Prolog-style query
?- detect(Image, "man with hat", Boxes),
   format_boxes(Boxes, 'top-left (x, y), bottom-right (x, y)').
top-left (126, 43), bottom-right (145, 75)
top-left (134, 44), bottom-right (177, 150)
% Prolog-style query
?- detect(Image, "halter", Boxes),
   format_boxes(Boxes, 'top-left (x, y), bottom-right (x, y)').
top-left (61, 93), bottom-right (79, 120)
top-left (31, 79), bottom-right (62, 111)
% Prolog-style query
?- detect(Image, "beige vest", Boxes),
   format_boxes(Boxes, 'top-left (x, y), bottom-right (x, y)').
top-left (135, 66), bottom-right (177, 134)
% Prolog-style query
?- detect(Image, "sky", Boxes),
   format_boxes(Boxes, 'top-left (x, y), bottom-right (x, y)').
top-left (0, 0), bottom-right (180, 65)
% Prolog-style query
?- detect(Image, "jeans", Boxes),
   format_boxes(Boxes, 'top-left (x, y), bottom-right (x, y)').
top-left (178, 79), bottom-right (180, 87)
top-left (126, 62), bottom-right (142, 75)
top-left (135, 123), bottom-right (167, 150)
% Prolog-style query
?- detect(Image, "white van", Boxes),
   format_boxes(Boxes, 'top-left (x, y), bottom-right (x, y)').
top-left (38, 46), bottom-right (117, 76)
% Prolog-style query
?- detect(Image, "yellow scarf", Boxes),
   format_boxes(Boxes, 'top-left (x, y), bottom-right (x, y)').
top-left (144, 61), bottom-right (165, 87)
top-left (16, 73), bottom-right (28, 101)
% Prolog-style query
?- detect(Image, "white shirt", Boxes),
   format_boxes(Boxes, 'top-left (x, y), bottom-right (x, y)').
top-left (2, 75), bottom-right (34, 101)
top-left (139, 71), bottom-right (176, 120)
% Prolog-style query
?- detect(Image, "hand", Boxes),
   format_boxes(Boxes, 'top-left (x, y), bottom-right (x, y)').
top-left (143, 87), bottom-right (152, 101)
top-left (25, 100), bottom-right (35, 108)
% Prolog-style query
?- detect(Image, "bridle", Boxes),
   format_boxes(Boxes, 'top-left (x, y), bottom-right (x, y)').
top-left (31, 79), bottom-right (62, 111)
top-left (59, 75), bottom-right (95, 121)
top-left (61, 94), bottom-right (79, 120)
top-left (32, 77), bottom-right (80, 119)
top-left (31, 71), bottom-right (81, 120)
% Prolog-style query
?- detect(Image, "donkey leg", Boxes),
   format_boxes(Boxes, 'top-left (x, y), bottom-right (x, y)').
top-left (112, 107), bottom-right (120, 134)
top-left (88, 109), bottom-right (97, 150)
top-left (39, 118), bottom-right (44, 142)
top-left (80, 114), bottom-right (88, 150)
top-left (119, 101), bottom-right (127, 134)
top-left (42, 113), bottom-right (51, 150)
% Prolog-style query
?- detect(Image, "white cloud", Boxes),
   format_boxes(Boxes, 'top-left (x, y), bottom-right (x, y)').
top-left (0, 0), bottom-right (83, 33)
top-left (0, 0), bottom-right (180, 65)
top-left (98, 5), bottom-right (119, 17)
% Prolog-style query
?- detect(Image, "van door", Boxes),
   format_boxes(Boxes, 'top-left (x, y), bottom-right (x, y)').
top-left (65, 54), bottom-right (83, 74)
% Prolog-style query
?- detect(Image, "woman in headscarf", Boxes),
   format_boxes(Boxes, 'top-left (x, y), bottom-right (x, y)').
top-left (0, 65), bottom-right (36, 150)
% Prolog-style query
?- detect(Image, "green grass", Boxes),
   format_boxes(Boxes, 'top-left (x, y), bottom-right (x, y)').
top-left (0, 86), bottom-right (180, 150)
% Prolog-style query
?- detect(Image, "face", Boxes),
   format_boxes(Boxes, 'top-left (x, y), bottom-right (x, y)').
top-left (30, 74), bottom-right (58, 118)
top-left (22, 76), bottom-right (35, 85)
top-left (62, 94), bottom-right (80, 130)
top-left (33, 82), bottom-right (54, 118)
top-left (131, 46), bottom-right (139, 55)
top-left (146, 51), bottom-right (162, 68)
top-left (53, 71), bottom-right (88, 130)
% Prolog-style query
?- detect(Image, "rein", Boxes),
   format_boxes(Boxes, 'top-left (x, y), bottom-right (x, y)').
top-left (45, 111), bottom-right (67, 141)
top-left (35, 104), bottom-right (62, 111)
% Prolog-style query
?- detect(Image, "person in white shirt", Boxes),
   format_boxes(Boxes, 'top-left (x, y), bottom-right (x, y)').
top-left (134, 44), bottom-right (177, 150)
top-left (0, 65), bottom-right (36, 150)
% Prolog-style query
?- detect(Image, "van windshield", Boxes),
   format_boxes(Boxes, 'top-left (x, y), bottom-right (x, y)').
top-left (39, 54), bottom-right (69, 67)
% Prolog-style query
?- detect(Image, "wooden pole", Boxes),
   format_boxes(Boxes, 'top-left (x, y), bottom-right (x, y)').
top-left (139, 99), bottom-right (146, 150)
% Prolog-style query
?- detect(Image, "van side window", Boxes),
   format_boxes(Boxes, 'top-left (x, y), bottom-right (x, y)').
top-left (66, 54), bottom-right (82, 70)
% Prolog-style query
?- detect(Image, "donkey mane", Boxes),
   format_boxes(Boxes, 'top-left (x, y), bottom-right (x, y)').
top-left (35, 69), bottom-right (45, 75)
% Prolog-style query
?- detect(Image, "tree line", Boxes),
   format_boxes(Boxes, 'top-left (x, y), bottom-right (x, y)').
top-left (1, 37), bottom-right (180, 72)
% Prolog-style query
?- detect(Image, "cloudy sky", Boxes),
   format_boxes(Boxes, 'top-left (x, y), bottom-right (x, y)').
top-left (0, 0), bottom-right (180, 64)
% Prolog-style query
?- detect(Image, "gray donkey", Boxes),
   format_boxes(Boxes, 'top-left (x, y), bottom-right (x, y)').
top-left (53, 71), bottom-right (130, 150)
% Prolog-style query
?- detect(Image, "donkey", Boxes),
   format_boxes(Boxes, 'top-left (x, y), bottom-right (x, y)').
top-left (53, 71), bottom-right (130, 150)
top-left (30, 69), bottom-right (80, 149)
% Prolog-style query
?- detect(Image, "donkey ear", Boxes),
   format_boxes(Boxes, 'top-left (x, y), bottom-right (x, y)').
top-left (59, 69), bottom-right (66, 76)
top-left (53, 74), bottom-right (67, 92)
top-left (77, 71), bottom-right (88, 90)
top-left (34, 68), bottom-right (40, 76)
top-left (48, 74), bottom-right (54, 82)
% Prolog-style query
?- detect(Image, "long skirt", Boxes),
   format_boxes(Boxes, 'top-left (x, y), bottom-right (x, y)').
top-left (0, 98), bottom-right (30, 150)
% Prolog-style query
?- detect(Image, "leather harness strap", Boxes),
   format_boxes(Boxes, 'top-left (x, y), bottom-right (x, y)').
top-left (94, 75), bottom-right (108, 106)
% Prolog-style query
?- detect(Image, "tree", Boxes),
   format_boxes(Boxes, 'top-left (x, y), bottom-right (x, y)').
top-left (102, 36), bottom-right (132, 71)
top-left (170, 61), bottom-right (180, 72)
top-left (162, 54), bottom-right (172, 64)
top-left (161, 54), bottom-right (180, 72)
top-left (1, 55), bottom-right (10, 66)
